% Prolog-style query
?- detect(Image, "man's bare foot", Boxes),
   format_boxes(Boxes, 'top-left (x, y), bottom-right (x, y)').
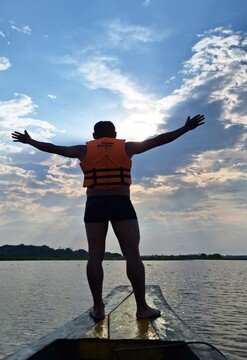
top-left (136, 305), bottom-right (161, 319)
top-left (89, 306), bottom-right (105, 321)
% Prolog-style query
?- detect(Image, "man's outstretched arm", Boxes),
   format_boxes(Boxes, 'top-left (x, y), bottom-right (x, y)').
top-left (126, 114), bottom-right (205, 157)
top-left (11, 130), bottom-right (86, 160)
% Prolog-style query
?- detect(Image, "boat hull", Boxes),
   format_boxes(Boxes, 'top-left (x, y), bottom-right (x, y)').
top-left (25, 338), bottom-right (220, 360)
top-left (4, 285), bottom-right (227, 360)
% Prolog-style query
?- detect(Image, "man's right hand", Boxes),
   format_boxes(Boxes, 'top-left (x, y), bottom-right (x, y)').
top-left (12, 130), bottom-right (31, 144)
top-left (184, 114), bottom-right (205, 131)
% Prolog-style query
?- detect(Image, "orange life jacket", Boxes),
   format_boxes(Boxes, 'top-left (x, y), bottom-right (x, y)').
top-left (80, 138), bottom-right (132, 189)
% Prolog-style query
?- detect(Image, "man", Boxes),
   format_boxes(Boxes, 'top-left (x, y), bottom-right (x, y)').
top-left (12, 114), bottom-right (205, 320)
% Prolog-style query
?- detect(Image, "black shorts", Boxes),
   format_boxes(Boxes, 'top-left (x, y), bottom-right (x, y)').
top-left (84, 195), bottom-right (137, 223)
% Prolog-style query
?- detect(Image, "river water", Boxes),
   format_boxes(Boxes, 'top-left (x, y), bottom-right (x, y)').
top-left (0, 260), bottom-right (246, 360)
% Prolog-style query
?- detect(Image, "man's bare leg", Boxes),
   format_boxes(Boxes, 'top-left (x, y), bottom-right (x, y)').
top-left (112, 219), bottom-right (161, 319)
top-left (85, 222), bottom-right (108, 320)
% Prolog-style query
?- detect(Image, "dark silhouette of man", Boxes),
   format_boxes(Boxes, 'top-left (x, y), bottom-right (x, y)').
top-left (12, 114), bottom-right (205, 320)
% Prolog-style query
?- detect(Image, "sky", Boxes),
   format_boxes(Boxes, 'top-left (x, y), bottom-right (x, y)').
top-left (0, 0), bottom-right (246, 255)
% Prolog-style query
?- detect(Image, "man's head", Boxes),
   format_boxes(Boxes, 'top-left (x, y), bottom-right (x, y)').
top-left (93, 121), bottom-right (117, 139)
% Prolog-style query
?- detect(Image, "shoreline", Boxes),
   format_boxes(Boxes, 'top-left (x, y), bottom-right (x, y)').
top-left (0, 255), bottom-right (246, 261)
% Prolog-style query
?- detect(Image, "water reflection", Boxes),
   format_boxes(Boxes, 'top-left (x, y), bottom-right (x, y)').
top-left (144, 260), bottom-right (247, 360)
top-left (0, 260), bottom-right (246, 360)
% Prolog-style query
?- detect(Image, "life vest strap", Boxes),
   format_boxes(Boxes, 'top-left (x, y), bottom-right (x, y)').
top-left (83, 167), bottom-right (130, 174)
top-left (84, 167), bottom-right (131, 186)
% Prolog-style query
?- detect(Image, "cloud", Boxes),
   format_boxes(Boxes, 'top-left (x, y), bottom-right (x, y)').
top-left (0, 56), bottom-right (11, 71)
top-left (77, 55), bottom-right (163, 140)
top-left (10, 24), bottom-right (31, 35)
top-left (37, 155), bottom-right (83, 197)
top-left (0, 31), bottom-right (6, 37)
top-left (180, 27), bottom-right (247, 128)
top-left (48, 94), bottom-right (57, 100)
top-left (122, 27), bottom-right (246, 253)
top-left (1, 156), bottom-right (82, 199)
top-left (2, 27), bottom-right (246, 252)
top-left (0, 93), bottom-right (78, 204)
top-left (130, 137), bottom-right (247, 253)
top-left (0, 163), bottom-right (36, 179)
top-left (106, 20), bottom-right (164, 49)
top-left (0, 140), bottom-right (24, 155)
top-left (176, 141), bottom-right (247, 188)
top-left (0, 152), bottom-right (84, 248)
top-left (78, 55), bottom-right (147, 102)
top-left (0, 94), bottom-right (37, 120)
top-left (0, 94), bottom-right (82, 248)
top-left (0, 94), bottom-right (57, 142)
top-left (0, 96), bottom-right (82, 238)
top-left (0, 154), bottom-right (83, 228)
top-left (142, 0), bottom-right (151, 6)
top-left (56, 25), bottom-right (247, 160)
top-left (62, 26), bottom-right (247, 147)
top-left (132, 141), bottom-right (247, 202)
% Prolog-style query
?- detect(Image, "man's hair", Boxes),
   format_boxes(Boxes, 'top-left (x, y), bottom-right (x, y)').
top-left (93, 121), bottom-right (116, 138)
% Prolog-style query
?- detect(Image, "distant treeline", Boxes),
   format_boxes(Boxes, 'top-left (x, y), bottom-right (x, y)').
top-left (141, 253), bottom-right (223, 260)
top-left (0, 244), bottom-right (122, 260)
top-left (141, 253), bottom-right (247, 260)
top-left (0, 244), bottom-right (246, 261)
